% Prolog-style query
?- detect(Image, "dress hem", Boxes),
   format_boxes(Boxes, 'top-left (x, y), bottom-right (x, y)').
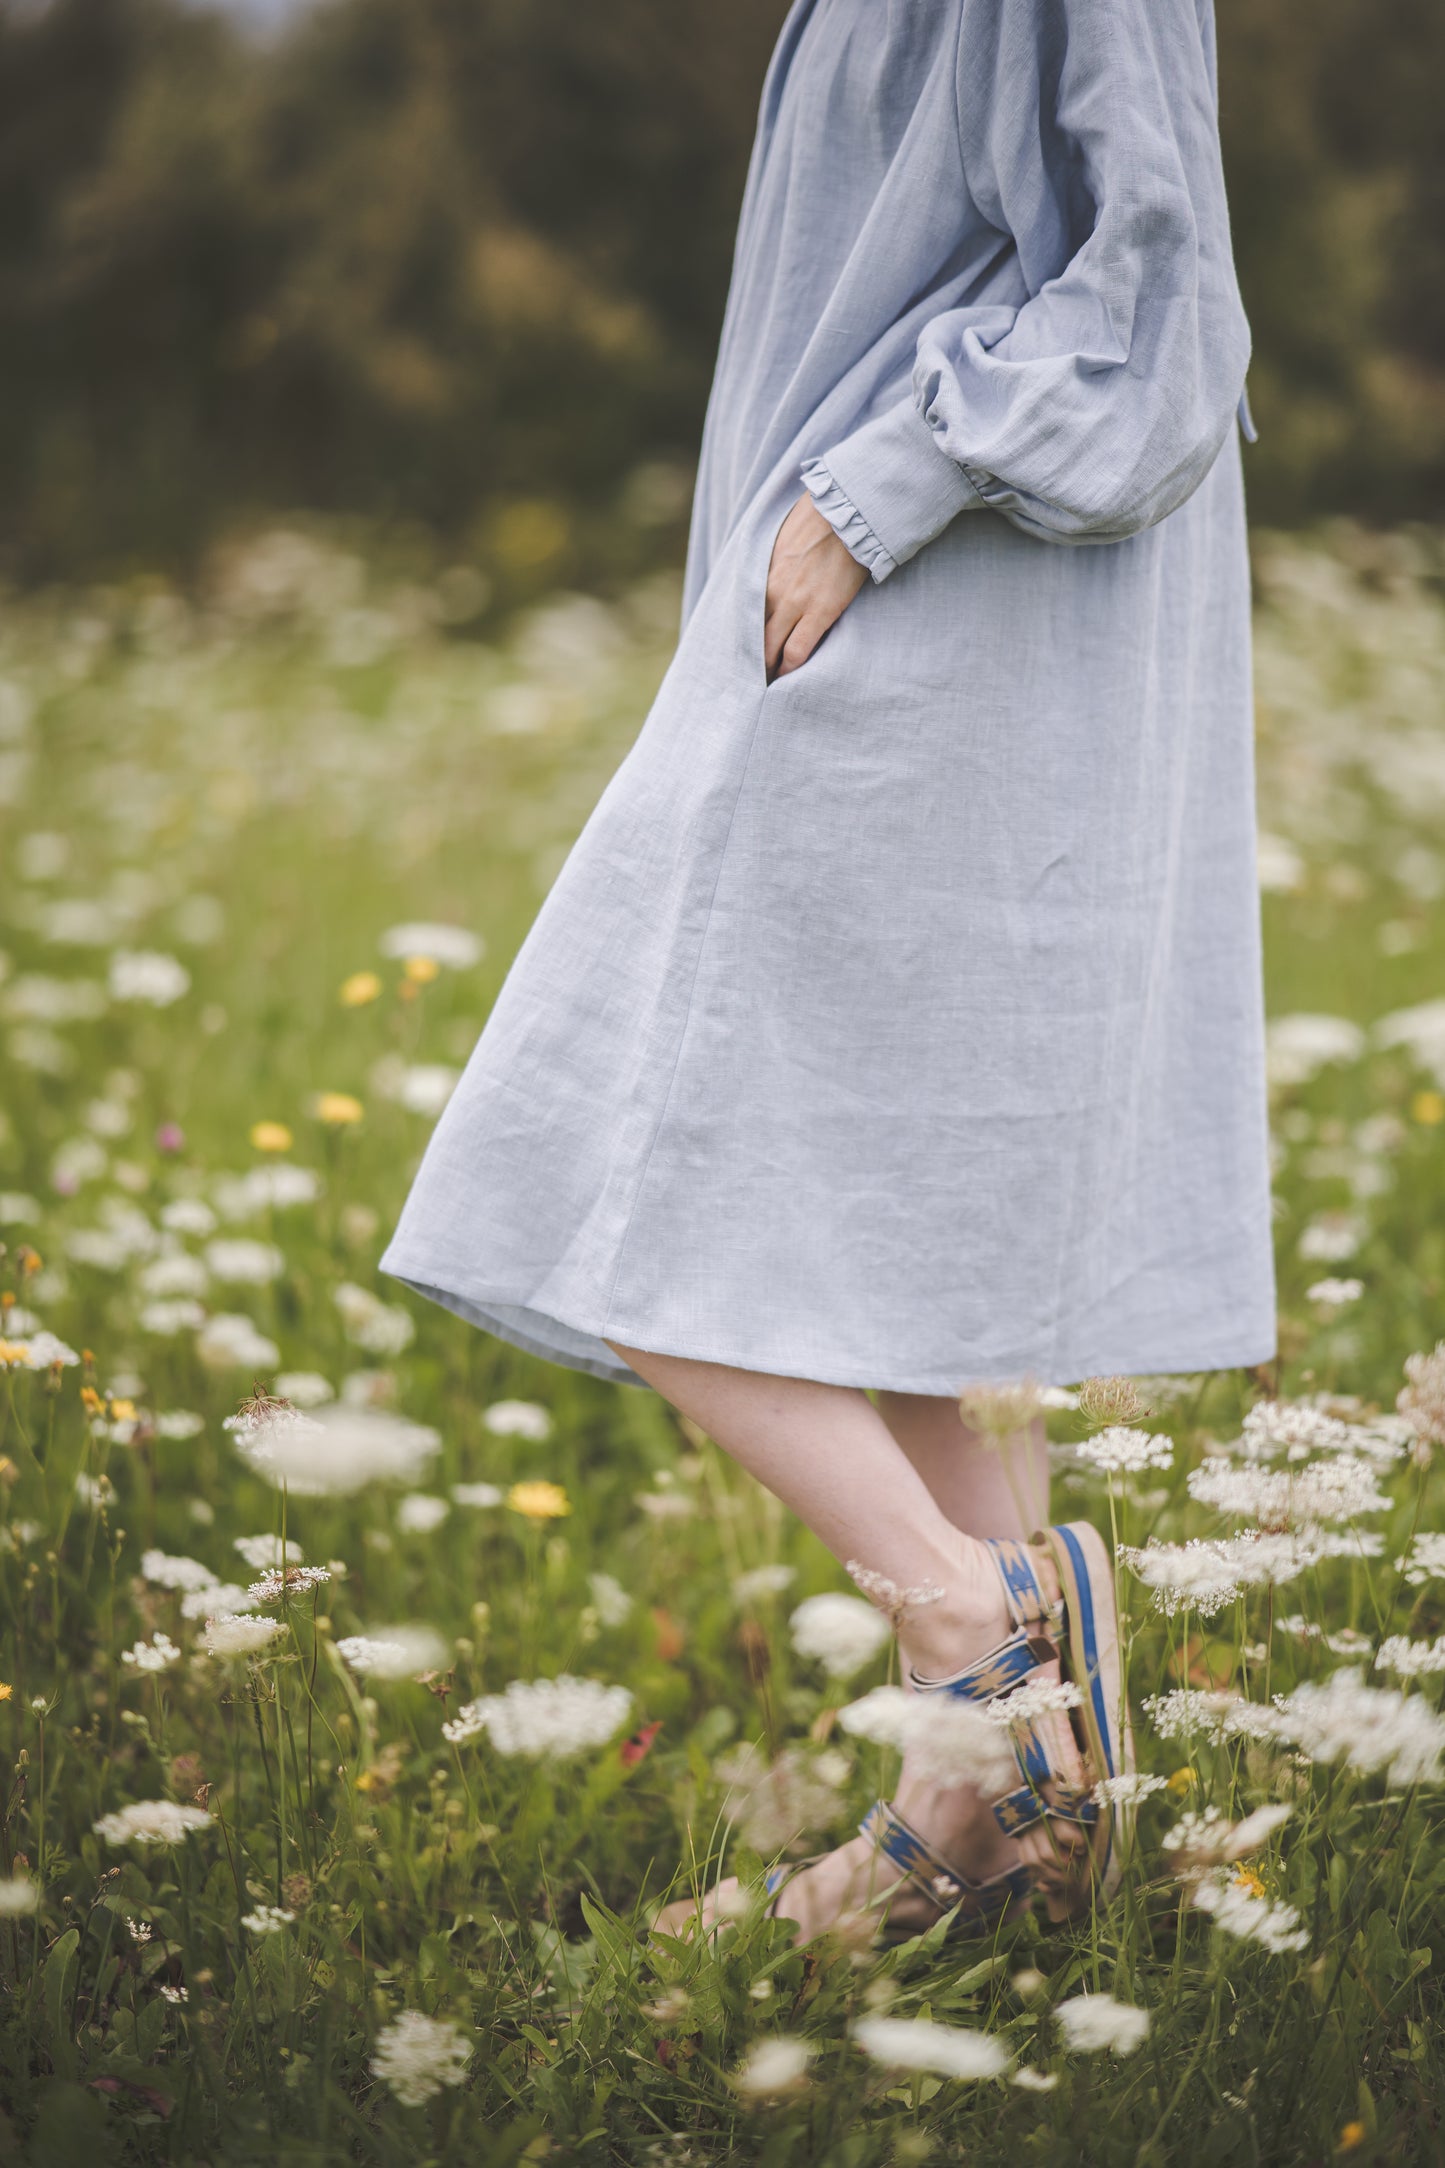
top-left (380, 1255), bottom-right (1278, 1398)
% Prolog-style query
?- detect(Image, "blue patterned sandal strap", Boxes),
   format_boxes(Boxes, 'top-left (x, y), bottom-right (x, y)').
top-left (860, 1801), bottom-right (1027, 1921)
top-left (906, 1628), bottom-right (1055, 1703)
top-left (987, 1537), bottom-right (1063, 1633)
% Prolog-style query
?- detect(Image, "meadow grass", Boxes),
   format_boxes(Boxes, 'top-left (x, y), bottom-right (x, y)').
top-left (1, 522), bottom-right (1444, 2165)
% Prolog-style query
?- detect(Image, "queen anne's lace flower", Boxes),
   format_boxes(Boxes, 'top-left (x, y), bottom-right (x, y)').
top-left (121, 1633), bottom-right (181, 1673)
top-left (789, 1592), bottom-right (892, 1677)
top-left (1272, 1668), bottom-right (1445, 1786)
top-left (0, 1874), bottom-right (39, 1916)
top-left (731, 2037), bottom-right (814, 2098)
top-left (838, 1686), bottom-right (1018, 1794)
top-left (1191, 1871), bottom-right (1309, 1953)
top-left (204, 1614), bottom-right (282, 1659)
top-left (241, 1905), bottom-right (296, 1936)
top-left (481, 1398), bottom-right (553, 1440)
top-left (335, 1626), bottom-right (448, 1680)
top-left (1143, 1689), bottom-right (1281, 1744)
top-left (852, 2017), bottom-right (1009, 2081)
top-left (1398, 1343), bottom-right (1445, 1448)
top-left (1188, 1454), bottom-right (1389, 1528)
top-left (370, 2011), bottom-right (472, 2107)
top-left (1239, 1401), bottom-right (1355, 1461)
top-left (1074, 1427), bottom-right (1174, 1475)
top-left (1375, 1635), bottom-right (1445, 1676)
top-left (447, 1675), bottom-right (632, 1759)
top-left (140, 1550), bottom-right (218, 1594)
top-left (1397, 1534), bottom-right (1445, 1586)
top-left (226, 1402), bottom-right (439, 1496)
top-left (1054, 1994), bottom-right (1150, 2055)
top-left (1162, 1803), bottom-right (1291, 1861)
top-left (1092, 1773), bottom-right (1168, 1807)
top-left (94, 1800), bottom-right (212, 1846)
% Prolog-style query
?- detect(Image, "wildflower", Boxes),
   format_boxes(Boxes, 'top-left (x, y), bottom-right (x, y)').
top-left (125, 1916), bottom-right (153, 1944)
top-left (378, 923), bottom-right (483, 970)
top-left (1338, 2122), bottom-right (1367, 2154)
top-left (140, 1253), bottom-right (210, 1298)
top-left (482, 1397), bottom-right (554, 1441)
top-left (635, 1489), bottom-right (694, 1521)
top-left (93, 1800), bottom-right (212, 1846)
top-left (851, 2016), bottom-right (1008, 2081)
top-left (1240, 1400), bottom-right (1355, 1461)
top-left (710, 1741), bottom-right (851, 1851)
top-left (1376, 1635), bottom-right (1445, 1676)
top-left (139, 1550), bottom-right (218, 1594)
top-left (248, 1565), bottom-right (332, 1602)
top-left (234, 1534), bottom-right (304, 1570)
top-left (0, 1874), bottom-right (38, 1915)
top-left (161, 1198), bottom-right (218, 1236)
top-left (844, 1560), bottom-right (944, 1629)
top-left (396, 1493), bottom-right (448, 1535)
top-left (1265, 1013), bottom-right (1365, 1089)
top-left (109, 950), bottom-right (191, 1006)
top-left (1011, 2067), bottom-right (1060, 2092)
top-left (731, 2037), bottom-right (814, 2099)
top-left (1161, 1803), bottom-right (1291, 1862)
top-left (227, 1402), bottom-right (440, 1496)
top-left (1120, 1538), bottom-right (1249, 1617)
top-left (446, 1675), bottom-right (632, 1759)
top-left (1297, 1213), bottom-right (1366, 1264)
top-left (733, 1564), bottom-right (797, 1604)
top-left (196, 1314), bottom-right (280, 1371)
top-left (1187, 1454), bottom-right (1389, 1528)
top-left (1092, 1773), bottom-right (1168, 1807)
top-left (1398, 1343), bottom-right (1445, 1448)
top-left (1075, 1427), bottom-right (1173, 1475)
top-left (587, 1571), bottom-right (634, 1626)
top-left (75, 1473), bottom-right (116, 1509)
top-left (1143, 1689), bottom-right (1281, 1744)
top-left (340, 971), bottom-right (382, 1006)
top-left (1273, 1668), bottom-right (1445, 1786)
top-left (121, 1634), bottom-right (182, 1674)
top-left (336, 1627), bottom-right (450, 1681)
top-left (333, 1281), bottom-right (414, 1355)
top-left (1075, 1375), bottom-right (1149, 1427)
top-left (451, 1482), bottom-right (504, 1509)
top-left (838, 1685), bottom-right (1017, 1794)
top-left (182, 1581), bottom-right (254, 1621)
top-left (987, 1679), bottom-right (1083, 1729)
top-left (203, 1615), bottom-right (283, 1660)
top-left (789, 1592), bottom-right (892, 1677)
top-left (957, 1379), bottom-right (1043, 1437)
top-left (272, 1371), bottom-right (334, 1409)
top-left (403, 955), bottom-right (440, 984)
top-left (241, 1906), bottom-right (296, 1936)
top-left (370, 2011), bottom-right (472, 2107)
top-left (1397, 1534), bottom-right (1445, 1586)
top-left (506, 1480), bottom-right (570, 1521)
top-left (1053, 1994), bottom-right (1150, 2056)
top-left (311, 1092), bottom-right (364, 1126)
top-left (1414, 1091), bottom-right (1445, 1125)
top-left (0, 1330), bottom-right (80, 1370)
top-left (204, 1238), bottom-right (284, 1285)
top-left (141, 1299), bottom-right (207, 1335)
top-left (159, 1986), bottom-right (189, 2006)
top-left (1306, 1278), bottom-right (1364, 1308)
top-left (215, 1164), bottom-right (320, 1216)
top-left (1191, 1872), bottom-right (1309, 1954)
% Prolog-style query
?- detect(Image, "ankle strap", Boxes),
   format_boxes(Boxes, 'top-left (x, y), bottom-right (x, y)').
top-left (986, 1537), bottom-right (1063, 1634)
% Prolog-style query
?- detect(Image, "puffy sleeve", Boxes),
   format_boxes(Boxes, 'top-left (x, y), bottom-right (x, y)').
top-left (800, 0), bottom-right (1252, 578)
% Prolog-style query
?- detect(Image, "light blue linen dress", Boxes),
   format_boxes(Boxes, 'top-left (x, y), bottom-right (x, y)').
top-left (380, 0), bottom-right (1278, 1392)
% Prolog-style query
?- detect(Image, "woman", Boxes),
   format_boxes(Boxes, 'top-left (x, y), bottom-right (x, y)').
top-left (381, 0), bottom-right (1275, 1939)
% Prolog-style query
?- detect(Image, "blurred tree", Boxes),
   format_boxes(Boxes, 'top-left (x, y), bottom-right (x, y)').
top-left (0, 0), bottom-right (1439, 581)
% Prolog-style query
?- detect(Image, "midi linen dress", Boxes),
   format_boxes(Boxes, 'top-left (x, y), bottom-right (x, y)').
top-left (380, 0), bottom-right (1278, 1393)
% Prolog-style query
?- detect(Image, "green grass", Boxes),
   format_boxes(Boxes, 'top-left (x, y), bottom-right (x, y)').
top-left (1, 522), bottom-right (1444, 2164)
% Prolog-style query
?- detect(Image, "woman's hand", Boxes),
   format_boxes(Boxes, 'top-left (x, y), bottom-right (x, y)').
top-left (764, 493), bottom-right (869, 681)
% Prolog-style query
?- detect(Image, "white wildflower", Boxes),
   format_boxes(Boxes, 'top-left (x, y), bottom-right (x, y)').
top-left (159, 1985), bottom-right (189, 2005)
top-left (1240, 1400), bottom-right (1356, 1461)
top-left (1054, 1994), bottom-right (1150, 2056)
top-left (1161, 1803), bottom-right (1291, 1860)
top-left (1143, 1689), bottom-right (1281, 1744)
top-left (1398, 1534), bottom-right (1445, 1586)
top-left (714, 1742), bottom-right (852, 1853)
top-left (586, 1571), bottom-right (634, 1626)
top-left (370, 2011), bottom-right (473, 2107)
top-left (241, 1906), bottom-right (296, 1936)
top-left (1376, 1636), bottom-right (1445, 1677)
top-left (335, 1626), bottom-right (449, 1680)
top-left (182, 1581), bottom-right (254, 1621)
top-left (141, 1299), bottom-right (207, 1336)
top-left (987, 1679), bottom-right (1083, 1729)
top-left (248, 1565), bottom-right (331, 1602)
top-left (1191, 1872), bottom-right (1309, 1954)
top-left (852, 2017), bottom-right (1008, 2082)
top-left (838, 1685), bottom-right (1018, 1794)
top-left (75, 1473), bottom-right (116, 1509)
top-left (196, 1313), bottom-right (280, 1370)
top-left (789, 1592), bottom-right (892, 1678)
top-left (1398, 1343), bottom-right (1445, 1448)
top-left (732, 2037), bottom-right (814, 2098)
top-left (234, 1534), bottom-right (304, 1570)
top-left (1092, 1773), bottom-right (1169, 1807)
top-left (396, 1493), bottom-right (449, 1535)
top-left (204, 1238), bottom-right (285, 1285)
top-left (140, 1550), bottom-right (218, 1594)
top-left (213, 1164), bottom-right (321, 1218)
top-left (1305, 1277), bottom-right (1363, 1308)
top-left (382, 1063), bottom-right (460, 1118)
top-left (378, 922), bottom-right (482, 970)
top-left (121, 1633), bottom-right (182, 1674)
top-left (1265, 1013), bottom-right (1365, 1088)
top-left (733, 1564), bottom-right (797, 1604)
top-left (1120, 1538), bottom-right (1249, 1617)
top-left (635, 1490), bottom-right (694, 1521)
top-left (109, 950), bottom-right (191, 1006)
top-left (482, 1398), bottom-right (554, 1441)
top-left (160, 1198), bottom-right (217, 1237)
top-left (203, 1614), bottom-right (282, 1659)
top-left (138, 1252), bottom-right (210, 1298)
top-left (1, 1330), bottom-right (80, 1370)
top-left (155, 1409), bottom-right (204, 1439)
top-left (226, 1401), bottom-right (440, 1495)
top-left (1187, 1454), bottom-right (1389, 1527)
top-left (1273, 1668), bottom-right (1445, 1786)
top-left (0, 1192), bottom-right (40, 1225)
top-left (451, 1482), bottom-right (504, 1509)
top-left (274, 1371), bottom-right (334, 1408)
top-left (1297, 1212), bottom-right (1366, 1263)
top-left (93, 1800), bottom-right (212, 1846)
top-left (0, 1874), bottom-right (39, 1916)
top-left (448, 1675), bottom-right (631, 1759)
top-left (1074, 1428), bottom-right (1174, 1475)
top-left (333, 1281), bottom-right (415, 1355)
top-left (1011, 2067), bottom-right (1060, 2092)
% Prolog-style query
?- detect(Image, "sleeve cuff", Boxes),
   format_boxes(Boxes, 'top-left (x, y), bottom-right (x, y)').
top-left (801, 397), bottom-right (986, 583)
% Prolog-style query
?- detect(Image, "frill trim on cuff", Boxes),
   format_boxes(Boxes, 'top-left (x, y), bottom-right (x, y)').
top-left (800, 457), bottom-right (900, 583)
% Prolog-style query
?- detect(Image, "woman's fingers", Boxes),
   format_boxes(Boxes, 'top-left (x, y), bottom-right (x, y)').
top-left (776, 616), bottom-right (823, 676)
top-left (763, 602), bottom-right (801, 677)
top-left (763, 492), bottom-right (868, 682)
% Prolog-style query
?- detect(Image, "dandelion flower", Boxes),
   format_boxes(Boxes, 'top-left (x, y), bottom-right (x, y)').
top-left (447, 1675), bottom-right (631, 1759)
top-left (1054, 1994), bottom-right (1150, 2056)
top-left (506, 1479), bottom-right (570, 1521)
top-left (93, 1801), bottom-right (212, 1847)
top-left (370, 2011), bottom-right (472, 2107)
top-left (852, 2016), bottom-right (1008, 2081)
top-left (731, 2037), bottom-right (814, 2098)
top-left (789, 1592), bottom-right (892, 1677)
top-left (482, 1399), bottom-right (553, 1441)
top-left (340, 971), bottom-right (382, 1006)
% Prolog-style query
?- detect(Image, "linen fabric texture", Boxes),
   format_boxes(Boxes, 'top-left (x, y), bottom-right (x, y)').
top-left (380, 0), bottom-right (1278, 1392)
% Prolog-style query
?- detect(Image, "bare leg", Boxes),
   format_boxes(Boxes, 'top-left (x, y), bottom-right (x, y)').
top-left (609, 1343), bottom-right (1087, 1941)
top-left (876, 1393), bottom-right (1049, 1541)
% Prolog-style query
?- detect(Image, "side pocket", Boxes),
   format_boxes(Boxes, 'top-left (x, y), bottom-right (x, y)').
top-left (758, 500), bottom-right (794, 690)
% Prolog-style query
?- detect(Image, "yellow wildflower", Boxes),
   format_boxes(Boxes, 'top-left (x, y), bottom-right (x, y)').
top-left (81, 1387), bottom-right (104, 1416)
top-left (1231, 1865), bottom-right (1267, 1899)
top-left (312, 1092), bottom-right (364, 1126)
top-left (15, 1247), bottom-right (42, 1278)
top-left (0, 1684), bottom-right (12, 1701)
top-left (1167, 1767), bottom-right (1197, 1797)
top-left (506, 1480), bottom-right (571, 1521)
top-left (0, 1291), bottom-right (13, 1312)
top-left (1338, 2123), bottom-right (1366, 2153)
top-left (404, 955), bottom-right (441, 986)
top-left (340, 971), bottom-right (383, 1007)
top-left (250, 1121), bottom-right (294, 1152)
top-left (0, 1343), bottom-right (22, 1369)
top-left (109, 1399), bottom-right (138, 1422)
top-left (1412, 1089), bottom-right (1444, 1126)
